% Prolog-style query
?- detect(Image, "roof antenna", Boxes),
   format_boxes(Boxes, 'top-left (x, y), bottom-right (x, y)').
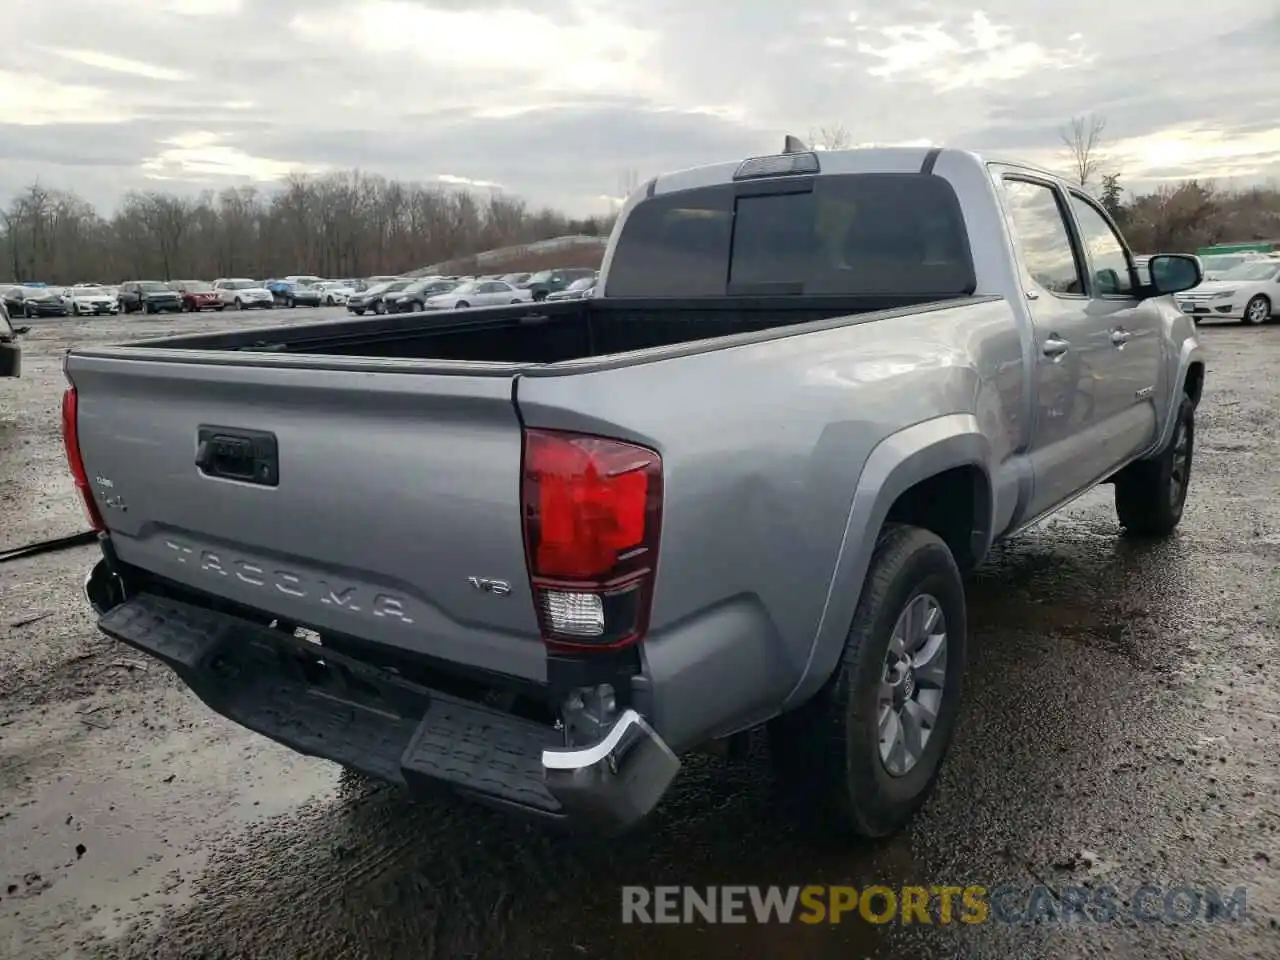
top-left (782, 134), bottom-right (807, 154)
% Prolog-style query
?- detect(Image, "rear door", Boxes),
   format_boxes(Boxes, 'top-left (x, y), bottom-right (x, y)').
top-left (68, 354), bottom-right (549, 682)
top-left (1063, 190), bottom-right (1163, 463)
top-left (995, 173), bottom-right (1114, 516)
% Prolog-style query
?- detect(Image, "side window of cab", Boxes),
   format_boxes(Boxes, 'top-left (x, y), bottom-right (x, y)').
top-left (1067, 193), bottom-right (1136, 297)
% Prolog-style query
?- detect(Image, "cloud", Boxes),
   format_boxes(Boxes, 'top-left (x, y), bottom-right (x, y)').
top-left (0, 0), bottom-right (1276, 216)
top-left (37, 48), bottom-right (190, 83)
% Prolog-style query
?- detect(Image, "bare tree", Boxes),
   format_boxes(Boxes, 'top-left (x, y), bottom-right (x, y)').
top-left (1060, 114), bottom-right (1107, 187)
top-left (807, 124), bottom-right (853, 151)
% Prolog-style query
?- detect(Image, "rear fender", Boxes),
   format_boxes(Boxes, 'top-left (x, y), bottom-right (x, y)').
top-left (782, 414), bottom-right (993, 709)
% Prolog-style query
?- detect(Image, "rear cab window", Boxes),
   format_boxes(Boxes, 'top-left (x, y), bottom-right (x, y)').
top-left (604, 173), bottom-right (976, 299)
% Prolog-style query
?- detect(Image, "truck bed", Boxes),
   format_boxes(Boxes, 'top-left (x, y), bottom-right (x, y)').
top-left (108, 295), bottom-right (968, 367)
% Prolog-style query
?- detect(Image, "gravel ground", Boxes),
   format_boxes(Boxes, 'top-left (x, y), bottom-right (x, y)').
top-left (0, 313), bottom-right (1276, 959)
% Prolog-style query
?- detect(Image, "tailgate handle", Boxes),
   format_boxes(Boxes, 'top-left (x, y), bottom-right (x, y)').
top-left (196, 426), bottom-right (279, 486)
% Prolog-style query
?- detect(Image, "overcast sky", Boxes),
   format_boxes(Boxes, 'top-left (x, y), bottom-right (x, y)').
top-left (3, 0), bottom-right (1278, 217)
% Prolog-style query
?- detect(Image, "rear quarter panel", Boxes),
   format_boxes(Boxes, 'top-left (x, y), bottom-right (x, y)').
top-left (516, 298), bottom-right (1027, 748)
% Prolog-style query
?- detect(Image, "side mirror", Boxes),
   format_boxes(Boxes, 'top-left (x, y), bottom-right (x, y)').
top-left (1147, 254), bottom-right (1202, 296)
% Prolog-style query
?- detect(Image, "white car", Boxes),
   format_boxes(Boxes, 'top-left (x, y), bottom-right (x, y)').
top-left (213, 278), bottom-right (274, 310)
top-left (422, 279), bottom-right (533, 310)
top-left (66, 285), bottom-right (119, 316)
top-left (1176, 259), bottom-right (1280, 325)
top-left (315, 280), bottom-right (356, 305)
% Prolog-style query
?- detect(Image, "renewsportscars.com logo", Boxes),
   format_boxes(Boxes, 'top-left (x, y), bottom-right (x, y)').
top-left (621, 884), bottom-right (1249, 925)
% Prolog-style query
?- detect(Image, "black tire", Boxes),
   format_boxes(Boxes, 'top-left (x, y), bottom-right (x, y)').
top-left (1242, 295), bottom-right (1271, 326)
top-left (456, 300), bottom-right (470, 308)
top-left (511, 299), bottom-right (522, 304)
top-left (286, 297), bottom-right (295, 308)
top-left (144, 301), bottom-right (154, 315)
top-left (216, 305), bottom-right (225, 311)
top-left (373, 300), bottom-right (386, 315)
top-left (533, 291), bottom-right (547, 302)
top-left (1114, 395), bottom-right (1194, 536)
top-left (72, 304), bottom-right (81, 316)
top-left (352, 308), bottom-right (365, 316)
top-left (768, 524), bottom-right (966, 840)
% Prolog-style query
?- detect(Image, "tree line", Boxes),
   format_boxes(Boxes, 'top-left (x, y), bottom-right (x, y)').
top-left (1062, 114), bottom-right (1280, 253)
top-left (0, 171), bottom-right (618, 285)
top-left (5, 123), bottom-right (1278, 285)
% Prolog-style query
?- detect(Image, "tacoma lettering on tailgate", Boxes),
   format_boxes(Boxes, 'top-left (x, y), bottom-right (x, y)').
top-left (162, 538), bottom-right (414, 623)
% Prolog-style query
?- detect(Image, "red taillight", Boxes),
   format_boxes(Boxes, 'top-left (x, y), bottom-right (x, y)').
top-left (521, 429), bottom-right (662, 652)
top-left (61, 387), bottom-right (106, 533)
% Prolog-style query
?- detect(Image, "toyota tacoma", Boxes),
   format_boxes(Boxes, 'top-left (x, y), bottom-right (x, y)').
top-left (68, 145), bottom-right (1205, 838)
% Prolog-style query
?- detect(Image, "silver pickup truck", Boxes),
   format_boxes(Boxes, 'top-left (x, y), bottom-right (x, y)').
top-left (69, 146), bottom-right (1205, 839)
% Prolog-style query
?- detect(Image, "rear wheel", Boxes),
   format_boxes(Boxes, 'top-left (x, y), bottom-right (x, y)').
top-left (234, 297), bottom-right (244, 310)
top-left (144, 301), bottom-right (154, 315)
top-left (1243, 295), bottom-right (1271, 325)
top-left (768, 524), bottom-right (966, 840)
top-left (456, 300), bottom-right (470, 308)
top-left (373, 300), bottom-right (386, 315)
top-left (1114, 395), bottom-right (1194, 536)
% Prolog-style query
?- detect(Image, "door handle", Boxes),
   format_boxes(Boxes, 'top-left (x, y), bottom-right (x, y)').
top-left (1042, 336), bottom-right (1070, 358)
top-left (1110, 329), bottom-right (1131, 346)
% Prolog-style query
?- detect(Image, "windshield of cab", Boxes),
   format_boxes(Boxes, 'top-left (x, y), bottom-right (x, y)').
top-left (137, 281), bottom-right (169, 292)
top-left (71, 287), bottom-right (105, 296)
top-left (1218, 262), bottom-right (1280, 282)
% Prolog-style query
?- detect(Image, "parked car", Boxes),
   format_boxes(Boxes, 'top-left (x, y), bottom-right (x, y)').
top-left (1175, 258), bottom-right (1280, 324)
top-left (171, 281), bottom-right (224, 313)
top-left (118, 281), bottom-right (183, 314)
top-left (68, 144), bottom-right (1205, 839)
top-left (267, 279), bottom-right (323, 308)
top-left (66, 285), bottom-right (120, 316)
top-left (544, 276), bottom-right (597, 301)
top-left (213, 278), bottom-right (274, 310)
top-left (422, 279), bottom-right (532, 310)
top-left (385, 279), bottom-right (459, 313)
top-left (315, 280), bottom-right (357, 306)
top-left (522, 267), bottom-right (598, 301)
top-left (346, 279), bottom-right (412, 315)
top-left (2, 285), bottom-right (40, 315)
top-left (0, 301), bottom-right (20, 377)
top-left (19, 287), bottom-right (71, 318)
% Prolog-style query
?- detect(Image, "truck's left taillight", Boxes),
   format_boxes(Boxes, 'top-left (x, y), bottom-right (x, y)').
top-left (61, 386), bottom-right (106, 533)
top-left (521, 429), bottom-right (662, 652)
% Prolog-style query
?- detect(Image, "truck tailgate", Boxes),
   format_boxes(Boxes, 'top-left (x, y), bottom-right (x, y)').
top-left (67, 354), bottom-right (546, 682)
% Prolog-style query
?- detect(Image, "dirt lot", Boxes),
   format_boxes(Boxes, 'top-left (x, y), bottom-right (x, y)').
top-left (1, 313), bottom-right (1277, 959)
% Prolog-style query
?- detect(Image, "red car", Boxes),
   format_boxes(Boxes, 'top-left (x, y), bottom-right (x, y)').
top-left (171, 280), bottom-right (224, 312)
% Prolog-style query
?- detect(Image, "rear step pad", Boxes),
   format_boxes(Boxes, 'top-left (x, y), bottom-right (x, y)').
top-left (98, 593), bottom-right (562, 816)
